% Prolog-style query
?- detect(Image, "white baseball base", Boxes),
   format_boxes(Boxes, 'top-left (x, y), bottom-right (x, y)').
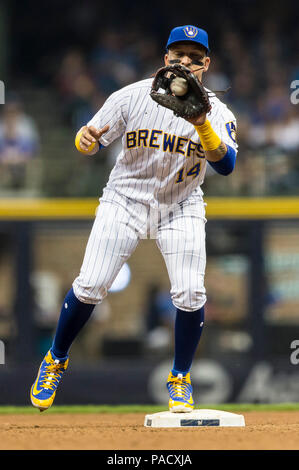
top-left (144, 409), bottom-right (245, 427)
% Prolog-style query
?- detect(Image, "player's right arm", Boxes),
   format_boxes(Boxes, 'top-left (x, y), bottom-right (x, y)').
top-left (75, 86), bottom-right (129, 156)
top-left (75, 124), bottom-right (110, 155)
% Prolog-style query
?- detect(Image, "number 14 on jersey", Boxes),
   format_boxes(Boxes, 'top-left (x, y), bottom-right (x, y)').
top-left (176, 162), bottom-right (201, 183)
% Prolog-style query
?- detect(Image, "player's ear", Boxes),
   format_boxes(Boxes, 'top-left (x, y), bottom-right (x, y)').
top-left (164, 53), bottom-right (169, 66)
top-left (203, 56), bottom-right (210, 72)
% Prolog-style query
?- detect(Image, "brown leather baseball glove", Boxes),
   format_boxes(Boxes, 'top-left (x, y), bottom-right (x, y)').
top-left (150, 64), bottom-right (212, 119)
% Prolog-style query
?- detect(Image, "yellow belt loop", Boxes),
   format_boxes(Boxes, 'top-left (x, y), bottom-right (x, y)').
top-left (194, 120), bottom-right (221, 151)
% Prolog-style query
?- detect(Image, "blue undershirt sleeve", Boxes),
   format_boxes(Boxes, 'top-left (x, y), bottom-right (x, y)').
top-left (207, 144), bottom-right (236, 175)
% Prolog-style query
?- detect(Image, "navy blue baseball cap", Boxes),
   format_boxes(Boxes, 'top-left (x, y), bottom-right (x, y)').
top-left (166, 25), bottom-right (210, 53)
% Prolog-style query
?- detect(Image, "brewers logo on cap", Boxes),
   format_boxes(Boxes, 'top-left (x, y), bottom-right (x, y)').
top-left (166, 25), bottom-right (210, 52)
top-left (183, 26), bottom-right (198, 38)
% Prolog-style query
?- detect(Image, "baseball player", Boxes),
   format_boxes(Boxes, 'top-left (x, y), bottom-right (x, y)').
top-left (30, 25), bottom-right (237, 412)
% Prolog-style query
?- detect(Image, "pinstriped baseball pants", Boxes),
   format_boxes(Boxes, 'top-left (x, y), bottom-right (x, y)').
top-left (72, 190), bottom-right (207, 312)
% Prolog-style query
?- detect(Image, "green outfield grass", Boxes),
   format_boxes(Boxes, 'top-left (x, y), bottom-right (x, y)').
top-left (0, 403), bottom-right (299, 414)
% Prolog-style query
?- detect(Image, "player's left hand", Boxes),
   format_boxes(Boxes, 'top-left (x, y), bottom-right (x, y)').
top-left (187, 113), bottom-right (207, 126)
top-left (150, 64), bottom-right (211, 121)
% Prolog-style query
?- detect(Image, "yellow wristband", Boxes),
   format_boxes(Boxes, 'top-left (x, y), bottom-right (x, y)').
top-left (194, 120), bottom-right (221, 151)
top-left (75, 130), bottom-right (96, 154)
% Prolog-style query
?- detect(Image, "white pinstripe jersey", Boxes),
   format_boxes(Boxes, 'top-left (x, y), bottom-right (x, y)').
top-left (87, 78), bottom-right (238, 208)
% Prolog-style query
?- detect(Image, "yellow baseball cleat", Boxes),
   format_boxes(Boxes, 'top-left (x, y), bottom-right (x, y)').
top-left (30, 350), bottom-right (69, 412)
top-left (167, 371), bottom-right (194, 413)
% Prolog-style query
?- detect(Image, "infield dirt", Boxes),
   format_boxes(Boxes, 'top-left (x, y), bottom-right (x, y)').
top-left (0, 411), bottom-right (299, 450)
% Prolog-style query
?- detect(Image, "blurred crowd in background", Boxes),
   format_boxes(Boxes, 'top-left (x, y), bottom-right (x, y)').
top-left (0, 0), bottom-right (298, 197)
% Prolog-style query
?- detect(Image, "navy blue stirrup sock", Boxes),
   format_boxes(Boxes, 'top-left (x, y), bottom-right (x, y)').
top-left (51, 288), bottom-right (95, 358)
top-left (172, 306), bottom-right (205, 376)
